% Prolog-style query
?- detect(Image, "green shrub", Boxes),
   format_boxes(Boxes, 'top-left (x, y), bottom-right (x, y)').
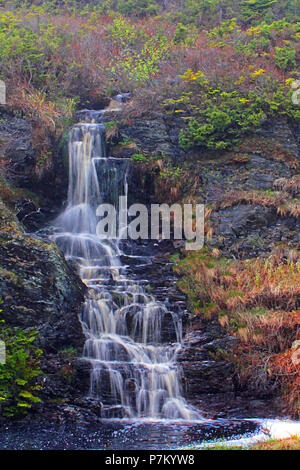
top-left (116, 0), bottom-right (160, 17)
top-left (241, 0), bottom-right (278, 25)
top-left (274, 46), bottom-right (297, 71)
top-left (173, 23), bottom-right (188, 44)
top-left (159, 166), bottom-right (183, 183)
top-left (0, 312), bottom-right (43, 418)
top-left (178, 90), bottom-right (264, 151)
top-left (131, 153), bottom-right (150, 163)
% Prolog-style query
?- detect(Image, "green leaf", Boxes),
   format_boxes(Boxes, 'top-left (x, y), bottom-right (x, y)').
top-left (17, 402), bottom-right (32, 408)
top-left (15, 378), bottom-right (27, 386)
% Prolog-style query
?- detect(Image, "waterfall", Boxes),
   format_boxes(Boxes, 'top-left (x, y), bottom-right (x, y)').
top-left (52, 115), bottom-right (201, 420)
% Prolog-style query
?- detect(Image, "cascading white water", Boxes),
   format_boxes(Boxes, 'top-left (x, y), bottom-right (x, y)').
top-left (52, 115), bottom-right (201, 420)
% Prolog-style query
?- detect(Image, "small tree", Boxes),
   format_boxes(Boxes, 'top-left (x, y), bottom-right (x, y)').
top-left (274, 46), bottom-right (297, 71)
top-left (241, 0), bottom-right (278, 24)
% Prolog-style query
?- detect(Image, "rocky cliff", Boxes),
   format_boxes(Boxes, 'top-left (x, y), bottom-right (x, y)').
top-left (0, 104), bottom-right (299, 421)
top-left (113, 109), bottom-right (300, 419)
top-left (0, 111), bottom-right (92, 422)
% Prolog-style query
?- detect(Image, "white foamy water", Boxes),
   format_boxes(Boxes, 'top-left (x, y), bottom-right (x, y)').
top-left (184, 419), bottom-right (300, 449)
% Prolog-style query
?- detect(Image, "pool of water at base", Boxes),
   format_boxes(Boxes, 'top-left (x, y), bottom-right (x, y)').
top-left (0, 418), bottom-right (261, 450)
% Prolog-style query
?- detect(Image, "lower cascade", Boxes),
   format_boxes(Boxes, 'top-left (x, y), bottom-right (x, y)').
top-left (52, 116), bottom-right (201, 420)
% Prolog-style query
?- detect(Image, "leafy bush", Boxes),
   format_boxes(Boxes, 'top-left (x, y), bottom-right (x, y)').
top-left (274, 46), bottom-right (297, 71)
top-left (0, 310), bottom-right (43, 418)
top-left (241, 0), bottom-right (278, 25)
top-left (116, 0), bottom-right (160, 17)
top-left (110, 34), bottom-right (171, 85)
top-left (173, 23), bottom-right (188, 44)
top-left (177, 88), bottom-right (264, 151)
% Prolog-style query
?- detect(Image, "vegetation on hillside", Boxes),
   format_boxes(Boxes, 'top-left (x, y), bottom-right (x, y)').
top-left (0, 0), bottom-right (298, 166)
top-left (174, 246), bottom-right (300, 418)
top-left (0, 0), bottom-right (299, 421)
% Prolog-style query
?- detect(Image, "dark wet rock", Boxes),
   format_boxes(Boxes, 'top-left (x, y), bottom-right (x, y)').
top-left (15, 197), bottom-right (46, 231)
top-left (37, 356), bottom-right (91, 410)
top-left (118, 116), bottom-right (175, 159)
top-left (177, 316), bottom-right (237, 398)
top-left (177, 315), bottom-right (283, 419)
top-left (212, 204), bottom-right (276, 237)
top-left (201, 154), bottom-right (292, 204)
top-left (0, 111), bottom-right (68, 217)
top-left (256, 117), bottom-right (300, 158)
top-left (209, 205), bottom-right (300, 259)
top-left (0, 111), bottom-right (36, 188)
top-left (0, 200), bottom-right (86, 353)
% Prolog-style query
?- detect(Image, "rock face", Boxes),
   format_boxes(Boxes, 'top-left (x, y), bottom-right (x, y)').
top-left (118, 116), bottom-right (176, 158)
top-left (122, 112), bottom-right (300, 259)
top-left (113, 112), bottom-right (300, 418)
top-left (0, 111), bottom-right (36, 188)
top-left (201, 153), bottom-right (291, 203)
top-left (0, 200), bottom-right (86, 353)
top-left (210, 204), bottom-right (300, 259)
top-left (0, 110), bottom-right (68, 216)
top-left (15, 198), bottom-right (46, 231)
top-left (0, 111), bottom-right (85, 356)
top-left (177, 315), bottom-right (283, 419)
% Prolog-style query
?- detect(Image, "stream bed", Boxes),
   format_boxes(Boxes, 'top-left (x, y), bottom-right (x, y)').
top-left (0, 418), bottom-right (259, 450)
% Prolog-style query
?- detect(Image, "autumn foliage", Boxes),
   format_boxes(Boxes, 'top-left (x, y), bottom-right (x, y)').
top-left (175, 247), bottom-right (300, 417)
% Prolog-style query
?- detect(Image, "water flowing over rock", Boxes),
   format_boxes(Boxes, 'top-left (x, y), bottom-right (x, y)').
top-left (51, 116), bottom-right (201, 420)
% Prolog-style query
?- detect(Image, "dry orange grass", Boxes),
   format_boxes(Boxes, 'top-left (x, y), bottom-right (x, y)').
top-left (252, 437), bottom-right (300, 450)
top-left (175, 248), bottom-right (300, 416)
top-left (274, 176), bottom-right (300, 197)
top-left (176, 248), bottom-right (300, 315)
top-left (213, 189), bottom-right (300, 218)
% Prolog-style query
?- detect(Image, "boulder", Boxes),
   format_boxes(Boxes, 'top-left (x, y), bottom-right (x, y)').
top-left (0, 199), bottom-right (86, 353)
